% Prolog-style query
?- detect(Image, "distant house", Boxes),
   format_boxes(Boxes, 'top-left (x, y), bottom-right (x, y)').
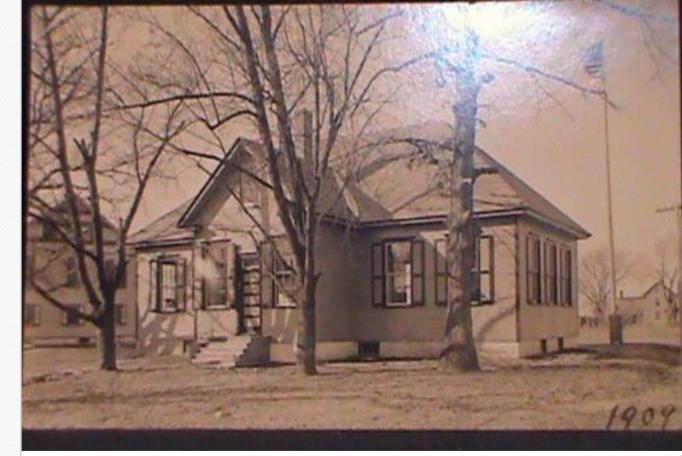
top-left (129, 124), bottom-right (589, 364)
top-left (24, 197), bottom-right (137, 346)
top-left (619, 282), bottom-right (679, 327)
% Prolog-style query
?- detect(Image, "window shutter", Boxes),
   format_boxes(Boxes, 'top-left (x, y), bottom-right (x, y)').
top-left (411, 240), bottom-right (425, 305)
top-left (62, 307), bottom-right (68, 325)
top-left (260, 241), bottom-right (273, 308)
top-left (149, 259), bottom-right (159, 312)
top-left (225, 244), bottom-right (233, 304)
top-left (176, 258), bottom-right (187, 311)
top-left (371, 243), bottom-right (384, 306)
top-left (34, 304), bottom-right (41, 326)
top-left (489, 236), bottom-right (495, 303)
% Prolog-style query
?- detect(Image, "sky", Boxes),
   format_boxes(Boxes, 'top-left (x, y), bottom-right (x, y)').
top-left (125, 1), bottom-right (680, 296)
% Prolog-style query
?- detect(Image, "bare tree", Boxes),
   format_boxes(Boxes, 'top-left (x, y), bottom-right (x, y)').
top-left (27, 6), bottom-right (187, 370)
top-left (654, 239), bottom-right (679, 324)
top-left (579, 249), bottom-right (631, 323)
top-left (394, 0), bottom-right (678, 371)
top-left (124, 4), bottom-right (424, 375)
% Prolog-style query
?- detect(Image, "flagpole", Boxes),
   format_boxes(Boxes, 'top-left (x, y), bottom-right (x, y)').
top-left (602, 85), bottom-right (621, 343)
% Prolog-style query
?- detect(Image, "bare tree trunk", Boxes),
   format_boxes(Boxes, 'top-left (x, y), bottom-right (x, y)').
top-left (98, 300), bottom-right (117, 371)
top-left (441, 29), bottom-right (481, 371)
top-left (297, 261), bottom-right (317, 375)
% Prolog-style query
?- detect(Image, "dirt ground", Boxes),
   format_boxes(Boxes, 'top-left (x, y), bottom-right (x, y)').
top-left (22, 346), bottom-right (682, 430)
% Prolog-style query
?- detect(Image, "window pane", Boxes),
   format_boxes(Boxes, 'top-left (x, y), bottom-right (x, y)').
top-left (480, 272), bottom-right (491, 302)
top-left (161, 263), bottom-right (177, 310)
top-left (385, 241), bottom-right (411, 305)
top-left (480, 237), bottom-right (491, 271)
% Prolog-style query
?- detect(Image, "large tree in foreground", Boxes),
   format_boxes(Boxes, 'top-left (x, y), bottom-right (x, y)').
top-left (129, 4), bottom-right (424, 375)
top-left (27, 6), bottom-right (187, 370)
top-left (407, 0), bottom-right (677, 370)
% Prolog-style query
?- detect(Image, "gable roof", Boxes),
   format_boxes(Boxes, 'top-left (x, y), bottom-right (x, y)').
top-left (133, 122), bottom-right (590, 245)
top-left (128, 198), bottom-right (195, 247)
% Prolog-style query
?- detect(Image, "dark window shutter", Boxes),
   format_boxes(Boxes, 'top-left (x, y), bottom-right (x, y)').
top-left (149, 259), bottom-right (159, 312)
top-left (260, 241), bottom-right (273, 308)
top-left (489, 236), bottom-right (496, 303)
top-left (371, 243), bottom-right (384, 306)
top-left (411, 240), bottom-right (425, 305)
top-left (176, 258), bottom-right (187, 311)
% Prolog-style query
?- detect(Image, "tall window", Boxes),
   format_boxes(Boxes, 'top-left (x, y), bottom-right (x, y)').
top-left (560, 248), bottom-right (573, 306)
top-left (274, 254), bottom-right (297, 307)
top-left (65, 256), bottom-right (79, 288)
top-left (239, 173), bottom-right (260, 206)
top-left (526, 234), bottom-right (542, 304)
top-left (203, 246), bottom-right (230, 309)
top-left (62, 304), bottom-right (84, 326)
top-left (472, 235), bottom-right (495, 305)
top-left (434, 239), bottom-right (448, 305)
top-left (24, 303), bottom-right (40, 326)
top-left (544, 242), bottom-right (559, 305)
top-left (435, 236), bottom-right (495, 306)
top-left (150, 257), bottom-right (187, 313)
top-left (115, 303), bottom-right (126, 325)
top-left (371, 239), bottom-right (424, 307)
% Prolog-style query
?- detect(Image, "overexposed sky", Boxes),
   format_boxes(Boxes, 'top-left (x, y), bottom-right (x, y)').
top-left (127, 1), bottom-right (680, 294)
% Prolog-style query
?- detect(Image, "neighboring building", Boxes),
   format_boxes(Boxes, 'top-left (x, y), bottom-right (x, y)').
top-left (130, 123), bottom-right (589, 363)
top-left (619, 282), bottom-right (679, 327)
top-left (24, 197), bottom-right (137, 346)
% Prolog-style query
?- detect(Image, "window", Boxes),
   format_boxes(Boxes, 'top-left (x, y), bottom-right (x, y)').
top-left (544, 241), bottom-right (559, 305)
top-left (202, 246), bottom-right (230, 309)
top-left (65, 256), bottom-right (79, 288)
top-left (24, 303), bottom-right (40, 326)
top-left (434, 239), bottom-right (448, 305)
top-left (371, 239), bottom-right (424, 307)
top-left (385, 241), bottom-right (412, 306)
top-left (150, 257), bottom-right (187, 313)
top-left (62, 304), bottom-right (84, 326)
top-left (25, 252), bottom-right (35, 287)
top-left (472, 235), bottom-right (495, 305)
top-left (526, 234), bottom-right (542, 304)
top-left (274, 254), bottom-right (297, 307)
top-left (115, 304), bottom-right (127, 326)
top-left (560, 247), bottom-right (573, 306)
top-left (435, 236), bottom-right (495, 306)
top-left (239, 173), bottom-right (260, 207)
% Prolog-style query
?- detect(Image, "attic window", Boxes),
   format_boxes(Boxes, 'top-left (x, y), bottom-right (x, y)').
top-left (239, 173), bottom-right (260, 207)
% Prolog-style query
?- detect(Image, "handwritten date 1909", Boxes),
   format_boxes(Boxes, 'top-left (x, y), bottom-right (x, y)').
top-left (606, 404), bottom-right (676, 430)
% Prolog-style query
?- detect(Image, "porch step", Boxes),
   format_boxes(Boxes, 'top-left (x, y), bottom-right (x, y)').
top-left (192, 334), bottom-right (270, 369)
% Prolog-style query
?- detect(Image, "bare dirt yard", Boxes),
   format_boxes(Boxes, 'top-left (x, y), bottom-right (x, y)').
top-left (22, 345), bottom-right (682, 430)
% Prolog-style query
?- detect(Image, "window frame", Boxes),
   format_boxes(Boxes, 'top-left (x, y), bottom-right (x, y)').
top-left (384, 239), bottom-right (413, 308)
top-left (471, 234), bottom-right (495, 306)
top-left (560, 246), bottom-right (574, 306)
top-left (202, 246), bottom-right (231, 310)
top-left (62, 304), bottom-right (84, 326)
top-left (544, 241), bottom-right (559, 305)
top-left (150, 256), bottom-right (187, 314)
top-left (526, 234), bottom-right (542, 305)
top-left (434, 238), bottom-right (448, 306)
top-left (239, 172), bottom-right (261, 208)
top-left (273, 253), bottom-right (297, 308)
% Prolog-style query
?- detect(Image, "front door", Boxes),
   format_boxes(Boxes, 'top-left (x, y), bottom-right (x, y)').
top-left (240, 253), bottom-right (262, 333)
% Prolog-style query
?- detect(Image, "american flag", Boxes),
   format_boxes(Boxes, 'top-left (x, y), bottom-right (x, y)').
top-left (583, 41), bottom-right (604, 79)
